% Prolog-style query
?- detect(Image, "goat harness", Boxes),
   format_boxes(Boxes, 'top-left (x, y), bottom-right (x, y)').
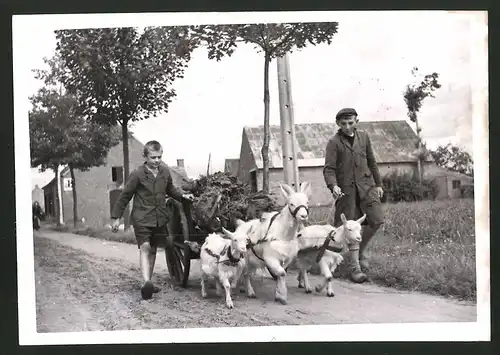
top-left (204, 244), bottom-right (241, 267)
top-left (247, 204), bottom-right (308, 278)
top-left (313, 229), bottom-right (343, 263)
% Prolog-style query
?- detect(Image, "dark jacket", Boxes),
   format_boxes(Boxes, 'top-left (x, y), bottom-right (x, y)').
top-left (323, 128), bottom-right (382, 199)
top-left (32, 203), bottom-right (43, 218)
top-left (111, 163), bottom-right (185, 227)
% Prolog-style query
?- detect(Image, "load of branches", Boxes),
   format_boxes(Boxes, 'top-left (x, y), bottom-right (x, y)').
top-left (181, 172), bottom-right (279, 232)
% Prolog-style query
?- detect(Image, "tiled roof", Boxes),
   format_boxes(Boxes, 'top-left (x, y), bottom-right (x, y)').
top-left (243, 120), bottom-right (432, 169)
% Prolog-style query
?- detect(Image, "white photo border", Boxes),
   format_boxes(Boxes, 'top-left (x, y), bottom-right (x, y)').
top-left (12, 10), bottom-right (490, 345)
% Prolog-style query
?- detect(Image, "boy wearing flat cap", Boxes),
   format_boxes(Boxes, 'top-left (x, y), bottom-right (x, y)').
top-left (323, 108), bottom-right (385, 283)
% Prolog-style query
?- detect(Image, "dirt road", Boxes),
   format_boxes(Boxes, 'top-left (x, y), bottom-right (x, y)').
top-left (34, 229), bottom-right (476, 333)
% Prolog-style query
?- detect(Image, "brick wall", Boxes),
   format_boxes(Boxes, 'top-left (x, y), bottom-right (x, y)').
top-left (253, 162), bottom-right (423, 207)
top-left (61, 136), bottom-right (146, 227)
top-left (256, 167), bottom-right (334, 207)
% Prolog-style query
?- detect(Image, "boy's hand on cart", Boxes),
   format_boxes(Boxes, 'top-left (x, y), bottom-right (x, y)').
top-left (182, 193), bottom-right (195, 201)
top-left (111, 219), bottom-right (120, 233)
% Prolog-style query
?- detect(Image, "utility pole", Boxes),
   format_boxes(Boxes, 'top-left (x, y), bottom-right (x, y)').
top-left (206, 152), bottom-right (211, 176)
top-left (277, 53), bottom-right (300, 192)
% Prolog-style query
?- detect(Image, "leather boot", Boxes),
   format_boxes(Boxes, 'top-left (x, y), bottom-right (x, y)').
top-left (358, 224), bottom-right (380, 271)
top-left (359, 252), bottom-right (369, 270)
top-left (348, 249), bottom-right (368, 283)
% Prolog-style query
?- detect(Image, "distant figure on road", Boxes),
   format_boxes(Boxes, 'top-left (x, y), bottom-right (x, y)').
top-left (110, 140), bottom-right (195, 300)
top-left (323, 108), bottom-right (385, 283)
top-left (32, 201), bottom-right (44, 231)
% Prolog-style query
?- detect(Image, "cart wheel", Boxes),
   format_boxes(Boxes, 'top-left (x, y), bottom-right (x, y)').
top-left (165, 244), bottom-right (183, 287)
top-left (181, 244), bottom-right (191, 288)
top-left (171, 245), bottom-right (191, 288)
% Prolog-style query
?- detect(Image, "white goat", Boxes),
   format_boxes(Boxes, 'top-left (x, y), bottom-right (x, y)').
top-left (295, 213), bottom-right (366, 297)
top-left (199, 222), bottom-right (248, 309)
top-left (238, 182), bottom-right (312, 305)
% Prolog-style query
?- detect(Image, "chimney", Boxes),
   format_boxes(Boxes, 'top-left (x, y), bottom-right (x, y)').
top-left (177, 159), bottom-right (184, 168)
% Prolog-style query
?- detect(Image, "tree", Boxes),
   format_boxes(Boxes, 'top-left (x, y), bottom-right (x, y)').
top-left (403, 67), bottom-right (441, 181)
top-left (30, 56), bottom-right (121, 227)
top-left (430, 143), bottom-right (474, 177)
top-left (54, 26), bottom-right (195, 229)
top-left (190, 23), bottom-right (339, 193)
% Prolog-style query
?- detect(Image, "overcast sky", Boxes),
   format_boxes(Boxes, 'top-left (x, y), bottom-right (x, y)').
top-left (14, 11), bottom-right (485, 189)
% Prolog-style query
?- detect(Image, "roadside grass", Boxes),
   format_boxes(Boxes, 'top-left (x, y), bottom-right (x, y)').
top-left (44, 198), bottom-right (476, 301)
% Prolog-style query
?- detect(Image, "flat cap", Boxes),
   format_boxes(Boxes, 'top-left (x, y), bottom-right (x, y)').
top-left (335, 108), bottom-right (358, 120)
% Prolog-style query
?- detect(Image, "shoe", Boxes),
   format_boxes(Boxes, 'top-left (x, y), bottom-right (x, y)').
top-left (351, 269), bottom-right (368, 283)
top-left (347, 249), bottom-right (368, 284)
top-left (152, 285), bottom-right (161, 293)
top-left (141, 281), bottom-right (155, 300)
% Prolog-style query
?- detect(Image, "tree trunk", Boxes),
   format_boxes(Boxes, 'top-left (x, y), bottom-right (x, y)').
top-left (415, 118), bottom-right (423, 200)
top-left (53, 165), bottom-right (60, 226)
top-left (261, 53), bottom-right (271, 194)
top-left (121, 119), bottom-right (131, 231)
top-left (69, 164), bottom-right (78, 228)
top-left (55, 164), bottom-right (64, 226)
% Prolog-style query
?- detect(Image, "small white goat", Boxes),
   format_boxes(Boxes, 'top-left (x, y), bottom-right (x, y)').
top-left (199, 222), bottom-right (248, 309)
top-left (295, 213), bottom-right (366, 297)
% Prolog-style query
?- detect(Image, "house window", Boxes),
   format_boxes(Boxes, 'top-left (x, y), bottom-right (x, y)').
top-left (63, 177), bottom-right (73, 191)
top-left (250, 170), bottom-right (258, 193)
top-left (452, 180), bottom-right (461, 189)
top-left (112, 166), bottom-right (124, 185)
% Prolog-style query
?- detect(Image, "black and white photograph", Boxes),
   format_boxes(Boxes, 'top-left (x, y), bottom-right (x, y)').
top-left (13, 10), bottom-right (489, 345)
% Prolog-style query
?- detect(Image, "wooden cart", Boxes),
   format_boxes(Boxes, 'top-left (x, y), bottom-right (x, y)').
top-left (164, 195), bottom-right (222, 288)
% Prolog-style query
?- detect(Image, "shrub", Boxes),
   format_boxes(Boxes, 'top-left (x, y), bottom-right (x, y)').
top-left (382, 170), bottom-right (439, 202)
top-left (460, 185), bottom-right (474, 198)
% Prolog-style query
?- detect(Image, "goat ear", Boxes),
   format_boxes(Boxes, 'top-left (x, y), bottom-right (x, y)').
top-left (235, 218), bottom-right (245, 228)
top-left (280, 184), bottom-right (294, 199)
top-left (340, 213), bottom-right (347, 225)
top-left (356, 214), bottom-right (367, 225)
top-left (300, 181), bottom-right (312, 197)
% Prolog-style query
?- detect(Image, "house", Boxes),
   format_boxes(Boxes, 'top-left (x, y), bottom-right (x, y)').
top-left (224, 158), bottom-right (240, 177)
top-left (423, 164), bottom-right (474, 199)
top-left (42, 135), bottom-right (191, 227)
top-left (31, 184), bottom-right (45, 210)
top-left (236, 120), bottom-right (451, 206)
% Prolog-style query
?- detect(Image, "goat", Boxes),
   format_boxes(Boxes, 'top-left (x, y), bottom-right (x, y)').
top-left (295, 213), bottom-right (366, 297)
top-left (199, 222), bottom-right (248, 309)
top-left (238, 182), bottom-right (312, 305)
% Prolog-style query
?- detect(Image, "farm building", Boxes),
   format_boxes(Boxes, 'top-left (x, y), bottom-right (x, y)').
top-left (234, 120), bottom-right (469, 206)
top-left (42, 135), bottom-right (191, 227)
top-left (32, 184), bottom-right (45, 210)
top-left (423, 164), bottom-right (474, 199)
